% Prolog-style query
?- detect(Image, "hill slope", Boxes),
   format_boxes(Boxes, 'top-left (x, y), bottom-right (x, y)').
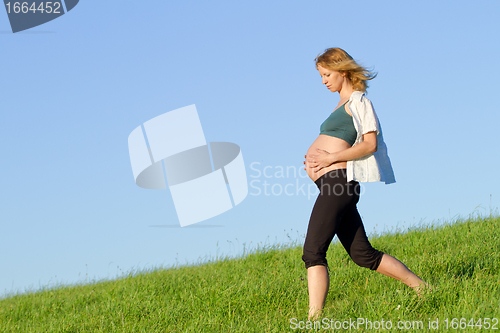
top-left (1, 216), bottom-right (499, 332)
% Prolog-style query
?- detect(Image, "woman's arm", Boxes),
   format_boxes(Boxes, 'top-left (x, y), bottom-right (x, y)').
top-left (305, 131), bottom-right (377, 173)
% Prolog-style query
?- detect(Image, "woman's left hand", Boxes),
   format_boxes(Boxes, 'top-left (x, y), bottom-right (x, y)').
top-left (304, 149), bottom-right (336, 173)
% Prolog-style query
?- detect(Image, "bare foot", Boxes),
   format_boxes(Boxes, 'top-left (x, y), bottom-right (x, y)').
top-left (413, 282), bottom-right (433, 297)
top-left (308, 307), bottom-right (322, 321)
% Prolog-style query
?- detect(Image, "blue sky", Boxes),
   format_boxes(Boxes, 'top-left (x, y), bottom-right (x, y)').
top-left (2, 0), bottom-right (500, 298)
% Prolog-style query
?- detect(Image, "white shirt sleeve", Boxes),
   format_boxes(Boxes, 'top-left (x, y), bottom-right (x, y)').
top-left (356, 95), bottom-right (380, 136)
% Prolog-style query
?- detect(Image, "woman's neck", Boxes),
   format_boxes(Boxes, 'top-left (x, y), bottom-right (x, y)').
top-left (338, 80), bottom-right (354, 101)
top-left (338, 87), bottom-right (354, 101)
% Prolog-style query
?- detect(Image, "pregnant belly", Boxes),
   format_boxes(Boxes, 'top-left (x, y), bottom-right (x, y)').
top-left (305, 135), bottom-right (352, 182)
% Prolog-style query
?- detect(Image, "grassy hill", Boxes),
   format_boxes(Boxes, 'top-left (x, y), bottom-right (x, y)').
top-left (1, 216), bottom-right (499, 332)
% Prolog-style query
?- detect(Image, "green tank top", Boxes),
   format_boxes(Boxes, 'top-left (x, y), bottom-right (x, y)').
top-left (319, 101), bottom-right (357, 146)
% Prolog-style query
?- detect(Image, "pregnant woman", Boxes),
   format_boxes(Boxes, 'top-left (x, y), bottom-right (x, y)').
top-left (303, 47), bottom-right (427, 320)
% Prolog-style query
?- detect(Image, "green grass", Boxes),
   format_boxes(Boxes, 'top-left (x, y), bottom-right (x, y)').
top-left (1, 216), bottom-right (499, 332)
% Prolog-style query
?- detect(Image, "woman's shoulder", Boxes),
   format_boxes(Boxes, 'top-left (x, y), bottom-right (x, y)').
top-left (348, 91), bottom-right (374, 114)
top-left (349, 90), bottom-right (370, 103)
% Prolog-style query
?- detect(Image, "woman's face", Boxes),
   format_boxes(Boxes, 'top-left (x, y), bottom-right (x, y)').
top-left (317, 65), bottom-right (344, 93)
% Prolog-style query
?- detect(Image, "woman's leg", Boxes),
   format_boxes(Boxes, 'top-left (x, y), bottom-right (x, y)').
top-left (376, 254), bottom-right (426, 291)
top-left (307, 265), bottom-right (329, 320)
top-left (336, 185), bottom-right (385, 271)
top-left (302, 170), bottom-right (357, 320)
top-left (335, 185), bottom-right (427, 292)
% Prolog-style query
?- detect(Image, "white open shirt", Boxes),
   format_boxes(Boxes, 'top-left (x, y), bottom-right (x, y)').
top-left (345, 91), bottom-right (396, 184)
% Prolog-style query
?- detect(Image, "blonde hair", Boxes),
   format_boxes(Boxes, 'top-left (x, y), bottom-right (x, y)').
top-left (315, 48), bottom-right (377, 92)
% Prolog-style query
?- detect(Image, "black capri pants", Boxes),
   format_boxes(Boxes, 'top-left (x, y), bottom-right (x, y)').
top-left (302, 169), bottom-right (384, 271)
